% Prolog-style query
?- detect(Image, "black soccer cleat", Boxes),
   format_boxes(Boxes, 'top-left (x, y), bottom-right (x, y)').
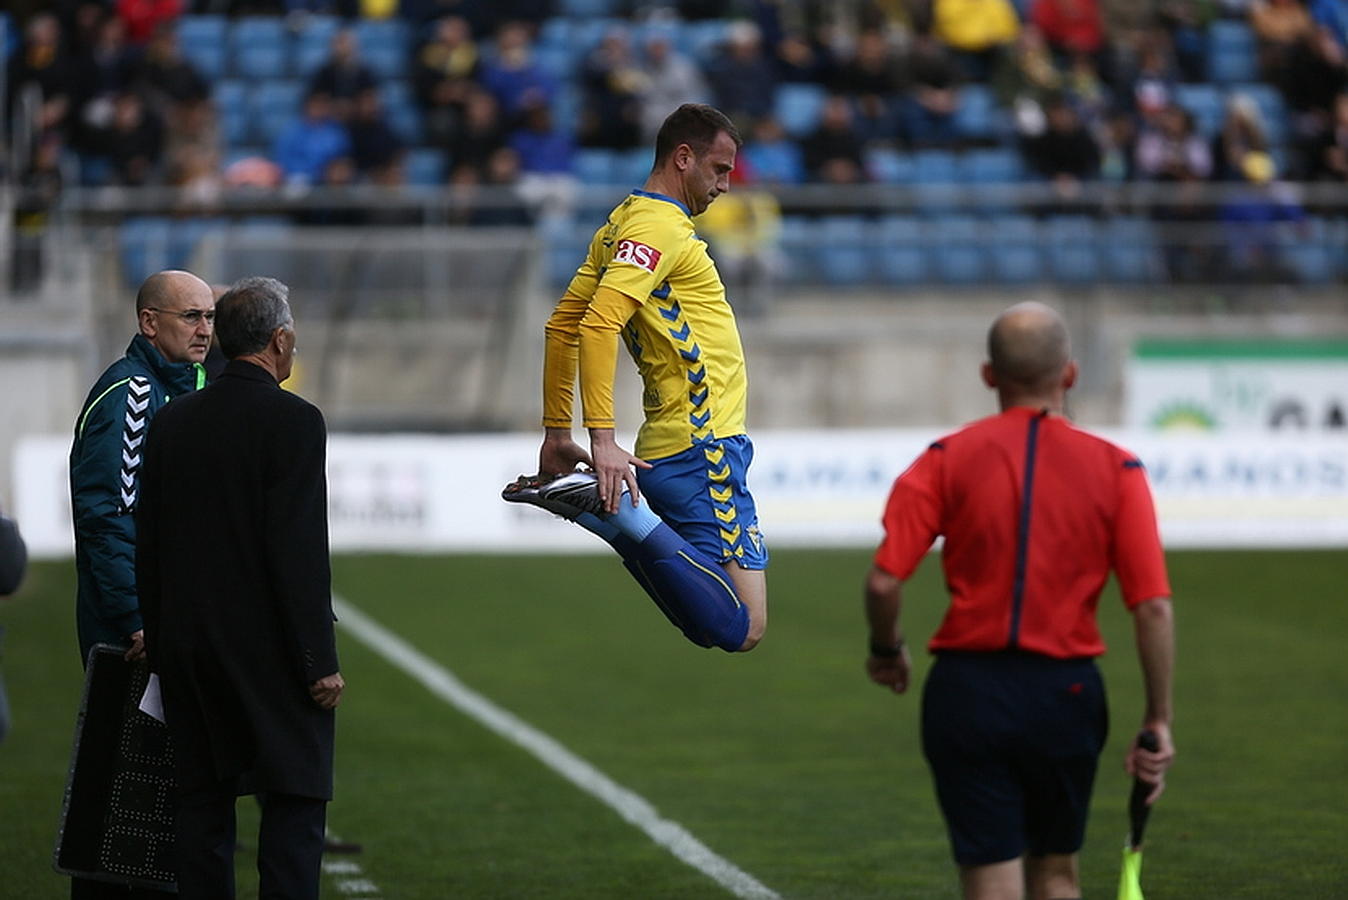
top-left (502, 471), bottom-right (605, 520)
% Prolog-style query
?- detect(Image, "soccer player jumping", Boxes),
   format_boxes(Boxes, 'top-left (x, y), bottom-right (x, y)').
top-left (504, 104), bottom-right (767, 653)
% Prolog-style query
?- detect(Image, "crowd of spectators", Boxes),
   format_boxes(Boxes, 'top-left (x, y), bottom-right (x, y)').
top-left (6, 0), bottom-right (1348, 278)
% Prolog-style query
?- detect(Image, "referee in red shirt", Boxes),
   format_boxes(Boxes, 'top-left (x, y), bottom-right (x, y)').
top-left (863, 302), bottom-right (1175, 900)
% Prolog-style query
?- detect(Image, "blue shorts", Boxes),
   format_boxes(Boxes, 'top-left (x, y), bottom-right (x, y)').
top-left (637, 434), bottom-right (769, 570)
top-left (921, 652), bottom-right (1108, 866)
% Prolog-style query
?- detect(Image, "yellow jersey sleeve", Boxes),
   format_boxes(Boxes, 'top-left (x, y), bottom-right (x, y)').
top-left (597, 212), bottom-right (686, 305)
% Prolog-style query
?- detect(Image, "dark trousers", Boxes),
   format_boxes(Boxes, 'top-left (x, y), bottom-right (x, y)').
top-left (71, 878), bottom-right (173, 898)
top-left (175, 781), bottom-right (326, 900)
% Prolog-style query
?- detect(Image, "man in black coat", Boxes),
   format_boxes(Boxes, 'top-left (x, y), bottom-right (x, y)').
top-left (136, 276), bottom-right (344, 900)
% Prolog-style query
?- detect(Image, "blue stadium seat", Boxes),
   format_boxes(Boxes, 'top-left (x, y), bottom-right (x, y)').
top-left (550, 85), bottom-right (582, 138)
top-left (617, 148), bottom-right (653, 186)
top-left (540, 214), bottom-right (589, 286)
top-left (176, 15), bottom-right (227, 81)
top-left (1043, 215), bottom-right (1101, 283)
top-left (774, 83), bottom-right (827, 138)
top-left (560, 0), bottom-right (618, 16)
top-left (403, 148), bottom-right (445, 185)
top-left (864, 147), bottom-right (916, 184)
top-left (1101, 216), bottom-right (1162, 283)
top-left (930, 215), bottom-right (987, 284)
top-left (818, 216), bottom-right (872, 286)
top-left (533, 45), bottom-right (577, 81)
top-left (685, 19), bottom-right (731, 63)
top-left (1279, 217), bottom-right (1335, 284)
top-left (778, 216), bottom-right (816, 283)
top-left (353, 19), bottom-right (410, 79)
top-left (985, 215), bottom-right (1042, 284)
top-left (567, 18), bottom-right (626, 55)
top-left (953, 85), bottom-right (1004, 143)
top-left (381, 79), bottom-right (421, 142)
top-left (214, 80), bottom-right (250, 147)
top-left (1230, 82), bottom-right (1289, 145)
top-left (251, 79), bottom-right (305, 145)
top-left (230, 16), bottom-right (290, 79)
top-left (119, 217), bottom-right (174, 288)
top-left (574, 149), bottom-right (615, 185)
top-left (912, 150), bottom-right (964, 212)
top-left (294, 15), bottom-right (343, 77)
top-left (875, 216), bottom-right (929, 285)
top-left (1174, 84), bottom-right (1224, 137)
top-left (961, 148), bottom-right (1024, 211)
top-left (1207, 21), bottom-right (1258, 83)
top-left (538, 18), bottom-right (571, 50)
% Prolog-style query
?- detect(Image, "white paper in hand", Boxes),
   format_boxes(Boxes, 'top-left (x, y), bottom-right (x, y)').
top-left (139, 672), bottom-right (165, 723)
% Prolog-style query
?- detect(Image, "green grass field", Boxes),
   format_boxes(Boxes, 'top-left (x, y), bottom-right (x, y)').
top-left (2, 549), bottom-right (1346, 898)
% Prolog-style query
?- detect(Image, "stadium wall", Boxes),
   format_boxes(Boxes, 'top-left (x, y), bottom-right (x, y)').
top-left (14, 429), bottom-right (1348, 558)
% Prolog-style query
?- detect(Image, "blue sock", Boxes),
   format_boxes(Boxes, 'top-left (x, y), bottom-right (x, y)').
top-left (626, 523), bottom-right (750, 652)
top-left (605, 493), bottom-right (662, 541)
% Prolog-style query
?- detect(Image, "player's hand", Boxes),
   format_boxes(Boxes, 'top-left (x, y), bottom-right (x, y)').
top-left (539, 429), bottom-right (592, 477)
top-left (1125, 722), bottom-right (1175, 804)
top-left (124, 630), bottom-right (147, 662)
top-left (865, 646), bottom-right (911, 694)
top-left (590, 430), bottom-right (651, 514)
top-left (310, 672), bottom-right (345, 709)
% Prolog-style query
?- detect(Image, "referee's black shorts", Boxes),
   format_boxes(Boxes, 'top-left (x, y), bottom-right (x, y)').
top-left (921, 651), bottom-right (1108, 866)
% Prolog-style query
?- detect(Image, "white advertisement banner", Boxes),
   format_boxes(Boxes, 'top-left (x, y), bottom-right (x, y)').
top-left (1126, 339), bottom-right (1348, 433)
top-left (14, 428), bottom-right (1348, 558)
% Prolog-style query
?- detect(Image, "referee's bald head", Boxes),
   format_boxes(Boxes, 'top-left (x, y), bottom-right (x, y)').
top-left (987, 302), bottom-right (1071, 391)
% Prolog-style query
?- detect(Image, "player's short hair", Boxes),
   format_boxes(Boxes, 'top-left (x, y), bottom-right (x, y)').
top-left (216, 276), bottom-right (293, 359)
top-left (653, 104), bottom-right (742, 166)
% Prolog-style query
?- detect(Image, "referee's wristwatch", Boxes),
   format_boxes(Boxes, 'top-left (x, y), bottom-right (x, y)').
top-left (869, 639), bottom-right (905, 659)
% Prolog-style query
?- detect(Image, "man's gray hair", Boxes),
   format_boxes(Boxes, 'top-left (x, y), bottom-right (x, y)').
top-left (216, 277), bottom-right (293, 359)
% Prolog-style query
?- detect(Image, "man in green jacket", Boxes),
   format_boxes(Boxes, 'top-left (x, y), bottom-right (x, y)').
top-left (69, 270), bottom-right (214, 666)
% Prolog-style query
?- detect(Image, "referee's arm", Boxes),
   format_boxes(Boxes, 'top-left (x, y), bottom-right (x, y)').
top-left (863, 565), bottom-right (911, 694)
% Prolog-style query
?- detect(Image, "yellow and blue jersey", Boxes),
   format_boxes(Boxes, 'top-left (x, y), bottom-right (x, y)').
top-left (565, 190), bottom-right (748, 461)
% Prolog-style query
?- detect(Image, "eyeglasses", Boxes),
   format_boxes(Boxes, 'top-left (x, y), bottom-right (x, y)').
top-left (147, 307), bottom-right (215, 326)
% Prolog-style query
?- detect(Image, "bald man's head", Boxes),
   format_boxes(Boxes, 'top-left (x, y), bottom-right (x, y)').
top-left (136, 270), bottom-right (216, 364)
top-left (987, 302), bottom-right (1071, 392)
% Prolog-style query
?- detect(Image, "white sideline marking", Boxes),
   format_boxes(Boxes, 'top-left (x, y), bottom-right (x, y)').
top-left (322, 833), bottom-right (382, 898)
top-left (333, 594), bottom-right (781, 900)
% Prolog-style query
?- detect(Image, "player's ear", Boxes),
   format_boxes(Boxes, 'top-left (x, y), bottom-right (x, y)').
top-left (138, 307), bottom-right (157, 339)
top-left (1062, 360), bottom-right (1079, 390)
top-left (980, 361), bottom-right (997, 389)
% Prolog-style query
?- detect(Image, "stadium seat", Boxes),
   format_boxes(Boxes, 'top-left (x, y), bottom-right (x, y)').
top-left (176, 15), bottom-right (227, 81)
top-left (774, 83), bottom-right (828, 138)
top-left (567, 18), bottom-right (625, 55)
top-left (559, 0), bottom-right (618, 16)
top-left (381, 79), bottom-right (421, 143)
top-left (984, 215), bottom-right (1042, 284)
top-left (230, 17), bottom-right (290, 79)
top-left (403, 148), bottom-right (445, 186)
top-left (550, 85), bottom-right (582, 138)
top-left (214, 80), bottom-right (250, 147)
top-left (953, 85), bottom-right (1004, 143)
top-left (1278, 216), bottom-right (1335, 284)
top-left (251, 79), bottom-right (306, 146)
top-left (1206, 21), bottom-right (1258, 84)
top-left (864, 147), bottom-right (916, 184)
top-left (1174, 84), bottom-right (1224, 137)
top-left (617, 148), bottom-right (653, 186)
top-left (573, 149), bottom-right (616, 185)
top-left (874, 216), bottom-right (929, 285)
top-left (353, 19), bottom-right (410, 79)
top-left (818, 216), bottom-right (872, 286)
top-left (929, 215), bottom-right (987, 284)
top-left (777, 216), bottom-right (816, 283)
top-left (1230, 82), bottom-right (1289, 145)
top-left (533, 45), bottom-right (576, 81)
top-left (1043, 215), bottom-right (1101, 283)
top-left (961, 148), bottom-right (1024, 212)
top-left (911, 150), bottom-right (964, 212)
top-left (1101, 216), bottom-right (1162, 283)
top-left (119, 217), bottom-right (174, 288)
top-left (685, 19), bottom-right (731, 63)
top-left (538, 18), bottom-right (571, 50)
top-left (294, 15), bottom-right (343, 77)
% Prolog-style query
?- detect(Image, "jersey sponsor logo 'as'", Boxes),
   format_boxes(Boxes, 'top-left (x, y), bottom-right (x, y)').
top-left (614, 239), bottom-right (662, 272)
